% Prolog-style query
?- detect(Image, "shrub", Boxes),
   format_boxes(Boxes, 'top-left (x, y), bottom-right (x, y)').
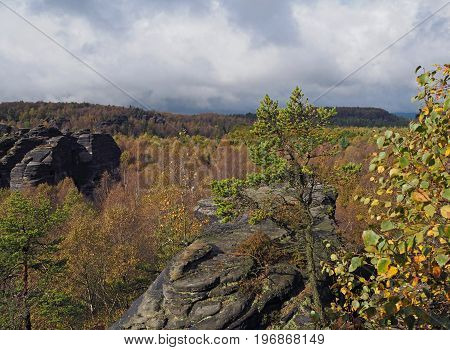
top-left (324, 64), bottom-right (449, 329)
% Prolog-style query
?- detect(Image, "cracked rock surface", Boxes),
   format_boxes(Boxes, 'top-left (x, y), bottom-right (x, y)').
top-left (113, 183), bottom-right (340, 330)
top-left (0, 125), bottom-right (121, 195)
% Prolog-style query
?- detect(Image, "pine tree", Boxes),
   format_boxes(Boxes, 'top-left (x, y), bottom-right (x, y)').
top-left (0, 191), bottom-right (66, 329)
top-left (212, 87), bottom-right (336, 324)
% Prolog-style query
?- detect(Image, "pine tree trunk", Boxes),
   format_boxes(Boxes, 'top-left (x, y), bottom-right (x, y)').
top-left (301, 177), bottom-right (324, 325)
top-left (22, 257), bottom-right (32, 330)
top-left (305, 215), bottom-right (324, 324)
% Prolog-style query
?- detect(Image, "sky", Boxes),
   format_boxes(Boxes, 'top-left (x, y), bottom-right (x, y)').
top-left (0, 0), bottom-right (448, 114)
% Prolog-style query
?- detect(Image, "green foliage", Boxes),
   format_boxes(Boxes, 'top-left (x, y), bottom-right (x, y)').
top-left (211, 178), bottom-right (245, 222)
top-left (339, 162), bottom-right (362, 175)
top-left (324, 64), bottom-right (450, 329)
top-left (33, 290), bottom-right (85, 329)
top-left (212, 86), bottom-right (336, 326)
top-left (0, 190), bottom-right (68, 329)
top-left (0, 191), bottom-right (65, 277)
top-left (339, 136), bottom-right (350, 150)
top-left (250, 87), bottom-right (335, 176)
top-left (212, 87), bottom-right (336, 222)
top-left (362, 229), bottom-right (380, 247)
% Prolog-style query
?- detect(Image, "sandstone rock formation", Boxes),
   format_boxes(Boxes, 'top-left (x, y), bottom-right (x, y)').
top-left (0, 125), bottom-right (121, 195)
top-left (0, 123), bottom-right (12, 135)
top-left (112, 183), bottom-right (341, 330)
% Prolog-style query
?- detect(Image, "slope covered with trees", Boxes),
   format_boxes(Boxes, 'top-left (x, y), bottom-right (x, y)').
top-left (0, 101), bottom-right (407, 138)
top-left (332, 107), bottom-right (409, 127)
top-left (0, 102), bottom-right (254, 138)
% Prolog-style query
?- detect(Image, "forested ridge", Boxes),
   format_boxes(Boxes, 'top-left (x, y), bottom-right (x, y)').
top-left (0, 101), bottom-right (407, 138)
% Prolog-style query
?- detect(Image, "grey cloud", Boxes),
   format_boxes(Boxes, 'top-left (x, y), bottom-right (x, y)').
top-left (26, 0), bottom-right (301, 45)
top-left (28, 0), bottom-right (125, 30)
top-left (0, 0), bottom-right (449, 114)
top-left (220, 0), bottom-right (300, 46)
top-left (26, 0), bottom-right (212, 32)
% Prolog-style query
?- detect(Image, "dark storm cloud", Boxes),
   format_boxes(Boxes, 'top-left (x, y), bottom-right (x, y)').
top-left (0, 0), bottom-right (449, 113)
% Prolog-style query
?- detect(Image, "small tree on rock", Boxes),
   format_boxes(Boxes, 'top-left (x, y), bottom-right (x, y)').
top-left (212, 87), bottom-right (336, 324)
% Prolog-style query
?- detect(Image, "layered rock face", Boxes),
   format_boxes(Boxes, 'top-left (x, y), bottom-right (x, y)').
top-left (0, 126), bottom-right (121, 195)
top-left (112, 183), bottom-right (340, 330)
top-left (0, 123), bottom-right (12, 135)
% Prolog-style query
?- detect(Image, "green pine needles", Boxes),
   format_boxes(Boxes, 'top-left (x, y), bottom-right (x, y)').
top-left (212, 86), bottom-right (337, 326)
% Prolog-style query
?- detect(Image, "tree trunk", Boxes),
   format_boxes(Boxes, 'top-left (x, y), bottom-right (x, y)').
top-left (22, 256), bottom-right (32, 330)
top-left (305, 215), bottom-right (324, 324)
top-left (301, 177), bottom-right (324, 325)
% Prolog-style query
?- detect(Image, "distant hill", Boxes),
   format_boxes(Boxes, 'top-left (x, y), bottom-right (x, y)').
top-left (0, 102), bottom-right (408, 138)
top-left (394, 112), bottom-right (418, 120)
top-left (331, 107), bottom-right (409, 127)
top-left (233, 107), bottom-right (410, 128)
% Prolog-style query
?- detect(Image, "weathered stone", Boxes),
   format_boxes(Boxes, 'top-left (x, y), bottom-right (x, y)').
top-left (26, 125), bottom-right (62, 138)
top-left (0, 123), bottom-right (13, 135)
top-left (194, 198), bottom-right (219, 222)
top-left (245, 185), bottom-right (299, 207)
top-left (0, 136), bottom-right (45, 187)
top-left (0, 135), bottom-right (18, 159)
top-left (218, 256), bottom-right (254, 284)
top-left (208, 282), bottom-right (240, 297)
top-left (170, 272), bottom-right (220, 293)
top-left (190, 300), bottom-right (222, 321)
top-left (169, 241), bottom-right (214, 281)
top-left (192, 295), bottom-right (253, 330)
top-left (256, 264), bottom-right (301, 310)
top-left (113, 182), bottom-right (341, 330)
top-left (10, 136), bottom-right (81, 189)
top-left (97, 115), bottom-right (129, 132)
top-left (0, 125), bottom-right (121, 195)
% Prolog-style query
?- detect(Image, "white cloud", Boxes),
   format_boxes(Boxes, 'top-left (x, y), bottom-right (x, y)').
top-left (0, 0), bottom-right (448, 113)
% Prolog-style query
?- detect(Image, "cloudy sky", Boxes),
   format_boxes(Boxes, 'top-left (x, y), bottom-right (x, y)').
top-left (0, 0), bottom-right (448, 113)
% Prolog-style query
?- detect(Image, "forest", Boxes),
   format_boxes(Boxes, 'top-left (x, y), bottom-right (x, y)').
top-left (0, 101), bottom-right (408, 139)
top-left (0, 65), bottom-right (448, 330)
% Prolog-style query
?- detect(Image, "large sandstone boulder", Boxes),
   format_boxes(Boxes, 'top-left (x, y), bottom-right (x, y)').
top-left (0, 125), bottom-right (121, 195)
top-left (0, 136), bottom-right (45, 188)
top-left (112, 183), bottom-right (341, 330)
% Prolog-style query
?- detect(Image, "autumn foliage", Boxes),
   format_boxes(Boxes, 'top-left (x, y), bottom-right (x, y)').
top-left (323, 64), bottom-right (449, 329)
top-left (0, 65), bottom-right (446, 330)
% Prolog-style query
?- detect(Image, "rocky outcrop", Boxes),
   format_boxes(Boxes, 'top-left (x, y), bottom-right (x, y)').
top-left (0, 123), bottom-right (13, 135)
top-left (112, 183), bottom-right (340, 330)
top-left (0, 125), bottom-right (121, 195)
